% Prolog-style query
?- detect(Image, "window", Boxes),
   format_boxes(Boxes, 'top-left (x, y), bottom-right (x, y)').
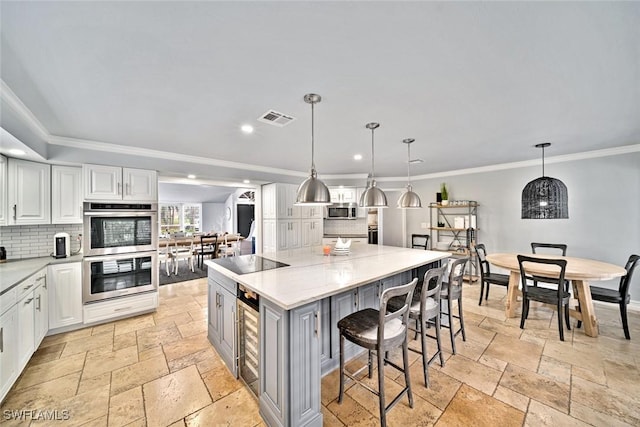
top-left (160, 203), bottom-right (201, 236)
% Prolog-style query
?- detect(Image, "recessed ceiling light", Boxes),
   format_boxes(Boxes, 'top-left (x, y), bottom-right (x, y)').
top-left (187, 174), bottom-right (196, 179)
top-left (241, 124), bottom-right (254, 134)
top-left (243, 179), bottom-right (250, 184)
top-left (353, 154), bottom-right (363, 161)
top-left (8, 149), bottom-right (26, 156)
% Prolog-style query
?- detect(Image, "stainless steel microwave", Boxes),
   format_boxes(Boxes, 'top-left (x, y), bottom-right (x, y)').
top-left (326, 205), bottom-right (357, 219)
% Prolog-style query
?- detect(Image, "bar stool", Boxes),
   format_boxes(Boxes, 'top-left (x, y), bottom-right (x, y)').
top-left (337, 278), bottom-right (418, 427)
top-left (387, 266), bottom-right (447, 387)
top-left (440, 257), bottom-right (468, 355)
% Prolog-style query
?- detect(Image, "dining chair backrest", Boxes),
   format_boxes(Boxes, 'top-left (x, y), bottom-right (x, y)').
top-left (411, 234), bottom-right (429, 250)
top-left (378, 278), bottom-right (417, 345)
top-left (620, 254), bottom-right (640, 297)
top-left (475, 243), bottom-right (490, 275)
top-left (445, 257), bottom-right (468, 300)
top-left (517, 255), bottom-right (567, 296)
top-left (531, 242), bottom-right (567, 256)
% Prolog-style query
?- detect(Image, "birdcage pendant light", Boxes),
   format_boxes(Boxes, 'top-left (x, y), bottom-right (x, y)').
top-left (359, 122), bottom-right (388, 208)
top-left (521, 143), bottom-right (568, 219)
top-left (295, 93), bottom-right (331, 206)
top-left (397, 138), bottom-right (422, 209)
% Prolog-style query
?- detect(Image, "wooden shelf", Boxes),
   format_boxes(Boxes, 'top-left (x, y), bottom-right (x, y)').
top-left (430, 227), bottom-right (479, 232)
top-left (430, 203), bottom-right (479, 208)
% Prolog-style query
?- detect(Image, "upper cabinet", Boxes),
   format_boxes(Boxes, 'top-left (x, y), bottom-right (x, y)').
top-left (7, 158), bottom-right (51, 225)
top-left (83, 164), bottom-right (157, 201)
top-left (0, 155), bottom-right (7, 226)
top-left (276, 183), bottom-right (300, 219)
top-left (51, 166), bottom-right (82, 224)
top-left (329, 187), bottom-right (357, 204)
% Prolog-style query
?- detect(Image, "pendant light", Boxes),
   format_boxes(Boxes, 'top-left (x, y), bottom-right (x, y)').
top-left (295, 93), bottom-right (331, 205)
top-left (397, 138), bottom-right (422, 208)
top-left (359, 122), bottom-right (388, 208)
top-left (521, 143), bottom-right (568, 219)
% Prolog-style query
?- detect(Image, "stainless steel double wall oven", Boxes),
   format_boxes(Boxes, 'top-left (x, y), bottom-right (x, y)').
top-left (82, 202), bottom-right (158, 303)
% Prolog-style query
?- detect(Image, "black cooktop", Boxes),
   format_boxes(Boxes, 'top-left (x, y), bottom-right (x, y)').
top-left (212, 255), bottom-right (289, 275)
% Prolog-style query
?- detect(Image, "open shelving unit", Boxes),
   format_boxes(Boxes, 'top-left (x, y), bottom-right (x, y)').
top-left (429, 201), bottom-right (479, 282)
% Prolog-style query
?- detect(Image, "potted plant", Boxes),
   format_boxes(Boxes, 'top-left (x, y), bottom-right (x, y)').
top-left (441, 183), bottom-right (449, 205)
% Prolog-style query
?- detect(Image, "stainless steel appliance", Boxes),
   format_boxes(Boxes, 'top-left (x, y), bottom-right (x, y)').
top-left (237, 284), bottom-right (259, 397)
top-left (83, 202), bottom-right (157, 256)
top-left (53, 232), bottom-right (70, 258)
top-left (83, 251), bottom-right (158, 303)
top-left (325, 204), bottom-right (357, 219)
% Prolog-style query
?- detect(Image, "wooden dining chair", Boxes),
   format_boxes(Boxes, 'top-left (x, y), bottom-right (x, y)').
top-left (171, 239), bottom-right (195, 275)
top-left (531, 242), bottom-right (570, 292)
top-left (411, 234), bottom-right (429, 250)
top-left (577, 254), bottom-right (639, 339)
top-left (194, 234), bottom-right (217, 268)
top-left (476, 243), bottom-right (509, 306)
top-left (518, 255), bottom-right (571, 341)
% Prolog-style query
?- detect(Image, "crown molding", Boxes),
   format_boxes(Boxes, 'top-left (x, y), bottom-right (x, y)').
top-left (405, 144), bottom-right (640, 182)
top-left (0, 79), bottom-right (50, 141)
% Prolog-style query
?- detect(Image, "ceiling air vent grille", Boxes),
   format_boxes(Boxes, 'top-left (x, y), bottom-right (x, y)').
top-left (258, 110), bottom-right (296, 127)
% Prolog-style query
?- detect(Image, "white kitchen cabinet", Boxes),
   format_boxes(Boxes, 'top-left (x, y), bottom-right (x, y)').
top-left (262, 219), bottom-right (277, 253)
top-left (52, 165), bottom-right (83, 224)
top-left (276, 183), bottom-right (300, 219)
top-left (300, 205), bottom-right (323, 219)
top-left (7, 158), bottom-right (51, 225)
top-left (34, 279), bottom-right (49, 346)
top-left (48, 262), bottom-right (83, 330)
top-left (301, 219), bottom-right (322, 247)
top-left (329, 187), bottom-right (357, 204)
top-left (277, 220), bottom-right (301, 251)
top-left (321, 237), bottom-right (368, 247)
top-left (0, 154), bottom-right (7, 226)
top-left (83, 164), bottom-right (157, 201)
top-left (0, 305), bottom-right (19, 403)
top-left (83, 292), bottom-right (157, 324)
top-left (262, 184), bottom-right (277, 219)
top-left (17, 290), bottom-right (35, 371)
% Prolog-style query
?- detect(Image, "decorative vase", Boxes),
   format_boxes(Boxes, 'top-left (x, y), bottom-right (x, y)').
top-left (441, 200), bottom-right (449, 206)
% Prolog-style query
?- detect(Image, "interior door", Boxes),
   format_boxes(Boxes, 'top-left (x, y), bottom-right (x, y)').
top-left (237, 204), bottom-right (255, 237)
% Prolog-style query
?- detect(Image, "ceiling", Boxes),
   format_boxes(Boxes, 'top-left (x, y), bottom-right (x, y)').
top-left (1, 2), bottom-right (639, 186)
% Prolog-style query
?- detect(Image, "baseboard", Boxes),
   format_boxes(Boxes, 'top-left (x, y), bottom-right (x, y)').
top-left (593, 299), bottom-right (640, 313)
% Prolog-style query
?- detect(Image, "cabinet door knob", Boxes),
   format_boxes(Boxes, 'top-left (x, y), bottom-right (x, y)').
top-left (13, 204), bottom-right (17, 221)
top-left (0, 327), bottom-right (3, 353)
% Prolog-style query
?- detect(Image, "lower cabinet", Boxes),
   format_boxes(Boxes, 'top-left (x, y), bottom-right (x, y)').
top-left (83, 292), bottom-right (158, 324)
top-left (34, 281), bottom-right (49, 346)
top-left (0, 305), bottom-right (19, 403)
top-left (48, 263), bottom-right (83, 330)
top-left (17, 287), bottom-right (36, 371)
top-left (207, 270), bottom-right (238, 377)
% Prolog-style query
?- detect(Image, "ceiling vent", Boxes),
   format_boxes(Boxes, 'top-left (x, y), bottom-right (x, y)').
top-left (258, 110), bottom-right (296, 127)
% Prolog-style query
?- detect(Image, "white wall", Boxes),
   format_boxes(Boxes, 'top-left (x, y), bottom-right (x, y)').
top-left (202, 203), bottom-right (225, 234)
top-left (405, 151), bottom-right (640, 299)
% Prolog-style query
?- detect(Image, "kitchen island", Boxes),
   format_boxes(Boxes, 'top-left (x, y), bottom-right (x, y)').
top-left (205, 245), bottom-right (449, 427)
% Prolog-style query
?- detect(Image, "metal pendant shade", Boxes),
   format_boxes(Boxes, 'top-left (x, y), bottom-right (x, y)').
top-left (295, 94), bottom-right (331, 206)
top-left (398, 138), bottom-right (422, 209)
top-left (521, 143), bottom-right (568, 219)
top-left (359, 122), bottom-right (388, 208)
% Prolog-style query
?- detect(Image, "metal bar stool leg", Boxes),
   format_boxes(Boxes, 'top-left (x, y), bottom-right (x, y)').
top-left (339, 334), bottom-right (345, 404)
top-left (377, 349), bottom-right (387, 427)
top-left (458, 296), bottom-right (466, 341)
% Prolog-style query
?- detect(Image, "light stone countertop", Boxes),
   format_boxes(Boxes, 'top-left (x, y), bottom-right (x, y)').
top-left (205, 245), bottom-right (451, 310)
top-left (0, 255), bottom-right (84, 295)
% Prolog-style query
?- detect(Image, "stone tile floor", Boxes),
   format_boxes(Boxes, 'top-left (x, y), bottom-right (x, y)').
top-left (2, 278), bottom-right (639, 426)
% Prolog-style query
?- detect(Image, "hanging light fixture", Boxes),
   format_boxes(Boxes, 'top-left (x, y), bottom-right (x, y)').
top-left (359, 122), bottom-right (388, 208)
top-left (295, 93), bottom-right (331, 205)
top-left (521, 143), bottom-right (568, 219)
top-left (397, 138), bottom-right (422, 208)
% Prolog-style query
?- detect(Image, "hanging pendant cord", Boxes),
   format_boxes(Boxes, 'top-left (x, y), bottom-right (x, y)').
top-left (407, 143), bottom-right (411, 185)
top-left (541, 144), bottom-right (545, 177)
top-left (311, 101), bottom-right (315, 171)
top-left (370, 128), bottom-right (375, 179)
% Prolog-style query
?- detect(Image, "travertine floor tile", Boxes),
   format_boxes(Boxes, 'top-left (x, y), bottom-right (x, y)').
top-left (136, 323), bottom-right (182, 353)
top-left (114, 313), bottom-right (156, 336)
top-left (493, 385), bottom-right (529, 412)
top-left (435, 384), bottom-right (524, 427)
top-left (0, 372), bottom-right (81, 416)
top-left (83, 345), bottom-right (138, 379)
top-left (571, 375), bottom-right (640, 426)
top-left (483, 333), bottom-right (543, 372)
top-left (602, 359), bottom-right (640, 396)
top-left (326, 393), bottom-right (377, 427)
top-left (322, 406), bottom-right (346, 427)
top-left (113, 331), bottom-right (137, 351)
top-left (478, 317), bottom-right (524, 338)
top-left (184, 387), bottom-right (261, 427)
top-left (538, 355), bottom-right (571, 384)
top-left (77, 371), bottom-right (111, 395)
top-left (143, 365), bottom-right (212, 427)
top-left (31, 384), bottom-right (110, 426)
top-left (162, 332), bottom-right (211, 362)
top-left (60, 331), bottom-right (114, 357)
top-left (177, 319), bottom-right (207, 338)
top-left (524, 399), bottom-right (589, 426)
top-left (439, 354), bottom-right (502, 396)
top-left (108, 386), bottom-right (145, 427)
top-left (14, 352), bottom-right (86, 390)
top-left (398, 361), bottom-right (461, 411)
top-left (29, 342), bottom-right (65, 366)
top-left (111, 355), bottom-right (169, 396)
top-left (570, 400), bottom-right (636, 427)
top-left (201, 364), bottom-right (243, 402)
top-left (500, 364), bottom-right (570, 413)
top-left (39, 328), bottom-right (92, 348)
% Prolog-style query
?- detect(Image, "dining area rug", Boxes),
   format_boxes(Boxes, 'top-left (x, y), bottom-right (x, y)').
top-left (159, 265), bottom-right (208, 286)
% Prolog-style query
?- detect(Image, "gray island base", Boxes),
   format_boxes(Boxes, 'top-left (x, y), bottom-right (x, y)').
top-left (205, 245), bottom-right (450, 427)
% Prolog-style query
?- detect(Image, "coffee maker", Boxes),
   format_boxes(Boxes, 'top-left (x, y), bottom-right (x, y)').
top-left (53, 232), bottom-right (70, 258)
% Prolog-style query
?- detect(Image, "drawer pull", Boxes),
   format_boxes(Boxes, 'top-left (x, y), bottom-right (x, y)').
top-left (114, 306), bottom-right (133, 312)
top-left (23, 284), bottom-right (34, 291)
top-left (1, 327), bottom-right (3, 353)
top-left (24, 298), bottom-right (34, 305)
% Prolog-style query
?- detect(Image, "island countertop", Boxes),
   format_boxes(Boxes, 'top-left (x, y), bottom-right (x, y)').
top-left (205, 245), bottom-right (450, 310)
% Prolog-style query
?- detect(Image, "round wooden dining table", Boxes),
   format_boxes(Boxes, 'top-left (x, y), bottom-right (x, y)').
top-left (486, 253), bottom-right (627, 337)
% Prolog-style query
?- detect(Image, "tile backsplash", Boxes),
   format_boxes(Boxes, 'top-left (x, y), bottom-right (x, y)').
top-left (0, 224), bottom-right (83, 260)
top-left (323, 218), bottom-right (367, 236)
